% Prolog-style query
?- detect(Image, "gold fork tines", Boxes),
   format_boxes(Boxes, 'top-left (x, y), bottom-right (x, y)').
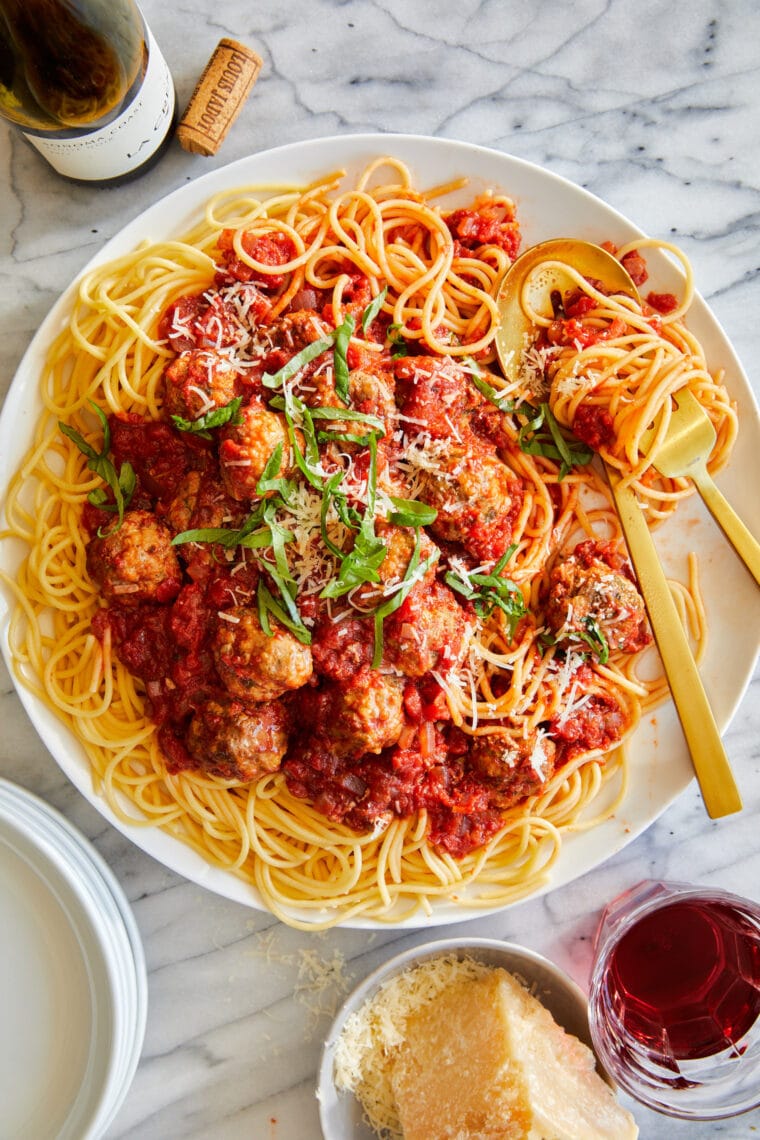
top-left (642, 389), bottom-right (760, 587)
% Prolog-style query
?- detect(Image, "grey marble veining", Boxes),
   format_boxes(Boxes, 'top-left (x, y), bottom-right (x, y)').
top-left (1, 1), bottom-right (760, 1137)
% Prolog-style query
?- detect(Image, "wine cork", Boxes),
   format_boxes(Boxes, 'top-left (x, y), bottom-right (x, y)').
top-left (177, 39), bottom-right (262, 156)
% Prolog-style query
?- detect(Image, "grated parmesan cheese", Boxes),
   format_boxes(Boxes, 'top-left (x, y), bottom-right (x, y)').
top-left (333, 953), bottom-right (638, 1140)
top-left (333, 954), bottom-right (491, 1137)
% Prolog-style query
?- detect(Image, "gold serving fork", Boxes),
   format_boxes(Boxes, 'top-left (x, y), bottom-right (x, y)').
top-left (495, 239), bottom-right (742, 818)
top-left (641, 388), bottom-right (760, 587)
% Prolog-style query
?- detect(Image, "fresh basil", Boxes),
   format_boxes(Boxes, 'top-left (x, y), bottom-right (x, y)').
top-left (361, 286), bottom-right (388, 334)
top-left (463, 357), bottom-right (515, 413)
top-left (59, 401), bottom-right (135, 535)
top-left (170, 396), bottom-right (243, 439)
top-left (333, 313), bottom-right (355, 404)
top-left (320, 520), bottom-right (388, 601)
top-left (386, 323), bottom-right (408, 358)
top-left (517, 402), bottom-right (593, 480)
top-left (254, 441), bottom-right (297, 502)
top-left (577, 616), bottom-right (610, 664)
top-left (261, 333), bottom-right (335, 390)
top-left (387, 496), bottom-right (438, 528)
top-left (445, 545), bottom-right (526, 639)
top-left (308, 405), bottom-right (386, 435)
top-left (257, 580), bottom-right (312, 645)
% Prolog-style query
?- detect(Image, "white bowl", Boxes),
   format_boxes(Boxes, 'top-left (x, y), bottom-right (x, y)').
top-left (317, 936), bottom-right (598, 1140)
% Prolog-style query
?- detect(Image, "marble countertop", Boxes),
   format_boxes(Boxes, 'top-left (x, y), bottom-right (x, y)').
top-left (2, 1), bottom-right (759, 1137)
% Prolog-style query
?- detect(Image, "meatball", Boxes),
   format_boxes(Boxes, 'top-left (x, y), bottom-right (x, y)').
top-left (163, 469), bottom-right (238, 536)
top-left (384, 578), bottom-right (469, 678)
top-left (87, 509), bottom-right (182, 604)
top-left (550, 689), bottom-right (628, 756)
top-left (261, 310), bottom-right (348, 408)
top-left (163, 470), bottom-right (245, 579)
top-left (318, 366), bottom-right (397, 448)
top-left (262, 308), bottom-right (333, 386)
top-left (546, 539), bottom-right (650, 656)
top-left (420, 444), bottom-right (524, 564)
top-left (352, 520), bottom-right (438, 609)
top-left (395, 355), bottom-right (475, 439)
top-left (349, 367), bottom-right (397, 421)
top-left (162, 349), bottom-right (239, 421)
top-left (319, 672), bottom-right (405, 757)
top-left (311, 614), bottom-right (374, 681)
top-left (213, 606), bottom-right (313, 701)
top-left (218, 400), bottom-right (292, 502)
top-left (186, 696), bottom-right (290, 782)
top-left (469, 730), bottom-right (556, 808)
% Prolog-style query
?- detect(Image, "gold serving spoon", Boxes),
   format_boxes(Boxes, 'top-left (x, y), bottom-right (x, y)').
top-left (495, 239), bottom-right (742, 819)
top-left (641, 388), bottom-right (760, 587)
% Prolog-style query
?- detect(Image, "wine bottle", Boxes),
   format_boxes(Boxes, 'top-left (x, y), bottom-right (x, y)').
top-left (0, 0), bottom-right (176, 184)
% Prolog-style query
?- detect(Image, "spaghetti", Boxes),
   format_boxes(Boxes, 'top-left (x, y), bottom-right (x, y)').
top-left (506, 240), bottom-right (737, 520)
top-left (0, 157), bottom-right (731, 929)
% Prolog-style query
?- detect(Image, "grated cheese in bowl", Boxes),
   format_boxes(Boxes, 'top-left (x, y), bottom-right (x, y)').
top-left (318, 937), bottom-right (638, 1140)
top-left (333, 952), bottom-right (490, 1137)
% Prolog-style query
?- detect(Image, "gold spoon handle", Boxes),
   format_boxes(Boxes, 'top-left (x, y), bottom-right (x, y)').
top-left (606, 466), bottom-right (742, 819)
top-left (691, 463), bottom-right (760, 588)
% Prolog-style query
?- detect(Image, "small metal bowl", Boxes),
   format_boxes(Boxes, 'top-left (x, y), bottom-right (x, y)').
top-left (317, 936), bottom-right (598, 1140)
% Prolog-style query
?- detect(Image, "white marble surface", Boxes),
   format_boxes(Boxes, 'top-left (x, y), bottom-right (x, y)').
top-left (1, 1), bottom-right (760, 1137)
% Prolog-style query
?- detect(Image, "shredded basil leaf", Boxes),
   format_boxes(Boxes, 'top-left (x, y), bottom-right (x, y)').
top-left (59, 401), bottom-right (135, 534)
top-left (170, 397), bottom-right (243, 439)
top-left (386, 323), bottom-right (408, 358)
top-left (463, 357), bottom-right (515, 413)
top-left (320, 513), bottom-right (387, 600)
top-left (361, 286), bottom-right (388, 334)
top-left (541, 617), bottom-right (610, 664)
top-left (261, 333), bottom-right (335, 390)
top-left (320, 470), bottom-right (349, 559)
top-left (517, 402), bottom-right (593, 480)
top-left (308, 405), bottom-right (386, 435)
top-left (258, 501), bottom-right (296, 587)
top-left (387, 495), bottom-right (438, 528)
top-left (255, 442), bottom-right (297, 502)
top-left (333, 313), bottom-right (355, 404)
top-left (331, 487), bottom-right (362, 531)
top-left (257, 580), bottom-right (312, 645)
top-left (317, 430), bottom-right (375, 447)
top-left (578, 617), bottom-right (610, 664)
top-left (445, 544), bottom-right (526, 640)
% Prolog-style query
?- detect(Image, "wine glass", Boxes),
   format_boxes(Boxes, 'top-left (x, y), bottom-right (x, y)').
top-left (588, 880), bottom-right (760, 1120)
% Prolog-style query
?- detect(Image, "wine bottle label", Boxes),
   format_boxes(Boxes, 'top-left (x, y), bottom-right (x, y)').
top-left (21, 30), bottom-right (175, 181)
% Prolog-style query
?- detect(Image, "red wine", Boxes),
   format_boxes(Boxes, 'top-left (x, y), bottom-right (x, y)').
top-left (0, 0), bottom-right (175, 183)
top-left (606, 898), bottom-right (760, 1061)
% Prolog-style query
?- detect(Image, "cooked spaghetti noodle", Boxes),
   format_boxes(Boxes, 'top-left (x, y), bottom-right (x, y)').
top-left (0, 158), bottom-right (726, 929)
top-left (505, 240), bottom-right (737, 520)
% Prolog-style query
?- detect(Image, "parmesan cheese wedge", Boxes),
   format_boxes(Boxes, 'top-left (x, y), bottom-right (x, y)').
top-left (390, 969), bottom-right (638, 1140)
